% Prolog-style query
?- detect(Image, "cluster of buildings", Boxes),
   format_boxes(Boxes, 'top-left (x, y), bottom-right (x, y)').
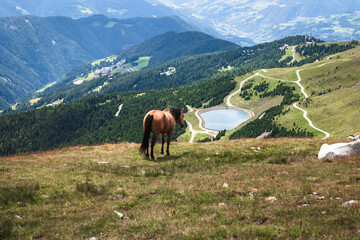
top-left (127, 67), bottom-right (137, 73)
top-left (94, 59), bottom-right (126, 75)
top-left (160, 67), bottom-right (176, 76)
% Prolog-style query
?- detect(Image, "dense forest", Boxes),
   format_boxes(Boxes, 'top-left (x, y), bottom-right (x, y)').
top-left (0, 76), bottom-right (235, 156)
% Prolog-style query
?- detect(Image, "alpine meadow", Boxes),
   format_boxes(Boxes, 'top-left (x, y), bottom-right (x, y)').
top-left (0, 0), bottom-right (360, 239)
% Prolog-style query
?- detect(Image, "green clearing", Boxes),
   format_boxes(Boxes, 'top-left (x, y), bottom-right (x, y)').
top-left (1, 139), bottom-right (359, 239)
top-left (134, 57), bottom-right (151, 70)
top-left (279, 48), bottom-right (294, 62)
top-left (218, 66), bottom-right (234, 72)
top-left (112, 63), bottom-right (134, 74)
top-left (36, 82), bottom-right (56, 93)
top-left (104, 22), bottom-right (117, 28)
top-left (91, 55), bottom-right (117, 66)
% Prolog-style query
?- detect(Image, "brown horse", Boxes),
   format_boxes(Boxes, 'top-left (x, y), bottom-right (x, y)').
top-left (139, 107), bottom-right (184, 159)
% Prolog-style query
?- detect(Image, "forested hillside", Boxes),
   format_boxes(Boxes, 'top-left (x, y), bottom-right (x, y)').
top-left (0, 76), bottom-right (235, 156)
top-left (0, 14), bottom-right (195, 109)
top-left (118, 31), bottom-right (240, 68)
top-left (7, 36), bottom-right (320, 113)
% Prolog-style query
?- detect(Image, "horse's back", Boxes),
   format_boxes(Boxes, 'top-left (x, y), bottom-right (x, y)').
top-left (144, 109), bottom-right (174, 133)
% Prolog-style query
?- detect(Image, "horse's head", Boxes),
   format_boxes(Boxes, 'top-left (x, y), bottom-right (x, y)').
top-left (176, 108), bottom-right (184, 128)
top-left (168, 106), bottom-right (184, 128)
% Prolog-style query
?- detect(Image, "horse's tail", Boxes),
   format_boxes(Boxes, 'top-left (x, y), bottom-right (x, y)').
top-left (139, 114), bottom-right (153, 155)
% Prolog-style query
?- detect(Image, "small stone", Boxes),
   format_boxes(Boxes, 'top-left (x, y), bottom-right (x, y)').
top-left (316, 196), bottom-right (325, 200)
top-left (342, 200), bottom-right (358, 207)
top-left (89, 237), bottom-right (97, 240)
top-left (222, 183), bottom-right (229, 188)
top-left (15, 215), bottom-right (22, 219)
top-left (98, 162), bottom-right (110, 164)
top-left (265, 197), bottom-right (277, 203)
top-left (114, 210), bottom-right (124, 219)
top-left (299, 204), bottom-right (309, 208)
top-left (218, 203), bottom-right (226, 207)
top-left (321, 211), bottom-right (326, 215)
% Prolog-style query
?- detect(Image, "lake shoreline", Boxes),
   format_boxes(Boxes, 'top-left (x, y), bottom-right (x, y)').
top-left (198, 106), bottom-right (254, 131)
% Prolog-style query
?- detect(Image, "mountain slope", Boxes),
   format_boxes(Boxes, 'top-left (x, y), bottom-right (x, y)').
top-left (1, 37), bottom-right (357, 156)
top-left (155, 0), bottom-right (360, 42)
top-left (0, 14), bottom-right (195, 109)
top-left (10, 36), bottom-right (313, 113)
top-left (119, 31), bottom-right (240, 67)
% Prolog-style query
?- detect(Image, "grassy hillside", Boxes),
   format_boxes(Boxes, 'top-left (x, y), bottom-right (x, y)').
top-left (228, 44), bottom-right (360, 139)
top-left (1, 139), bottom-right (359, 239)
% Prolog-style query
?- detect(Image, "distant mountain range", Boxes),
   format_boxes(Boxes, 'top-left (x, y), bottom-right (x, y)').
top-left (0, 14), bottom-right (195, 108)
top-left (154, 0), bottom-right (360, 43)
top-left (0, 0), bottom-right (176, 19)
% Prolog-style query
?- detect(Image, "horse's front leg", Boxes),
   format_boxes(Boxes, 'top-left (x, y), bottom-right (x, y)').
top-left (151, 133), bottom-right (159, 160)
top-left (161, 133), bottom-right (165, 154)
top-left (166, 132), bottom-right (173, 156)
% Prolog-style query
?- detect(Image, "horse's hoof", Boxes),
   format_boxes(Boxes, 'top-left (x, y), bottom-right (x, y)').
top-left (167, 153), bottom-right (170, 156)
top-left (151, 156), bottom-right (155, 160)
top-left (161, 151), bottom-right (164, 155)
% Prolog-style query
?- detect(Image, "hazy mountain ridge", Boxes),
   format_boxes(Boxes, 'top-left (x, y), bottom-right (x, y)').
top-left (0, 0), bottom-right (176, 19)
top-left (155, 0), bottom-right (360, 42)
top-left (0, 14), bottom-right (195, 109)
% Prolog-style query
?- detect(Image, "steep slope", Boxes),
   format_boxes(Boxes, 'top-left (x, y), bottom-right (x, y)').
top-left (118, 31), bottom-right (240, 67)
top-left (155, 0), bottom-right (360, 42)
top-left (0, 14), bottom-right (195, 109)
top-left (0, 0), bottom-right (176, 19)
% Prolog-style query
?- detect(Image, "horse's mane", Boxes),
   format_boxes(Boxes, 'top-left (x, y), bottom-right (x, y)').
top-left (167, 106), bottom-right (182, 120)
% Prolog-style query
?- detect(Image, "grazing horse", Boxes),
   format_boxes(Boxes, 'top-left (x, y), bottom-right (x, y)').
top-left (139, 107), bottom-right (184, 159)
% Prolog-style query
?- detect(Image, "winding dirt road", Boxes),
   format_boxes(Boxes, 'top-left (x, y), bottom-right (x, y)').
top-left (185, 54), bottom-right (334, 142)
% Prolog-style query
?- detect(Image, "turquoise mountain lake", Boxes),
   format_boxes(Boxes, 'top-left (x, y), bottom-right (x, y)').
top-left (200, 108), bottom-right (250, 131)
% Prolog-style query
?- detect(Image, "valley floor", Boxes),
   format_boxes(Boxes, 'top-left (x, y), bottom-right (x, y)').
top-left (1, 139), bottom-right (359, 239)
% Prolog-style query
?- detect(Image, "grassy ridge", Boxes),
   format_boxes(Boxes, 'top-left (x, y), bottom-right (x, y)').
top-left (1, 139), bottom-right (359, 239)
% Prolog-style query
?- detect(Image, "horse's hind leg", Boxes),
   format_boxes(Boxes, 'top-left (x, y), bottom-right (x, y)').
top-left (161, 133), bottom-right (165, 154)
top-left (166, 132), bottom-right (173, 156)
top-left (151, 133), bottom-right (159, 159)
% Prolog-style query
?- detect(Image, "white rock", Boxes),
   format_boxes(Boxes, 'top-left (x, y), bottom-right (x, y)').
top-left (222, 183), bottom-right (229, 188)
top-left (318, 140), bottom-right (360, 160)
top-left (98, 162), bottom-right (110, 164)
top-left (218, 203), bottom-right (226, 206)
